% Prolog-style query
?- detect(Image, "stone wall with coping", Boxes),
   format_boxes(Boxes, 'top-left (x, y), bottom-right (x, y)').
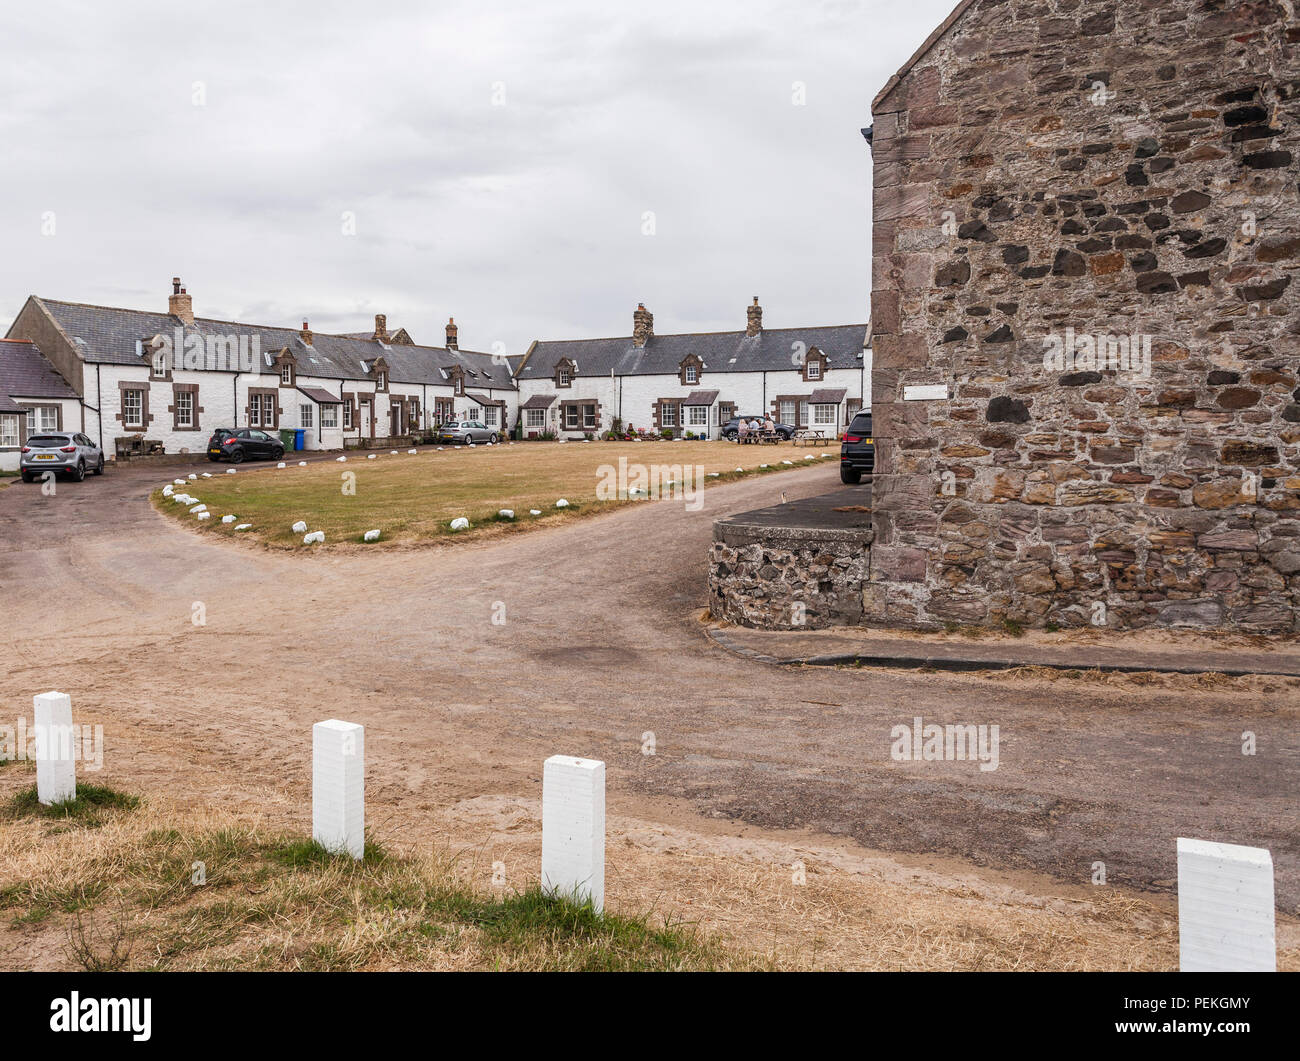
top-left (708, 520), bottom-right (873, 630)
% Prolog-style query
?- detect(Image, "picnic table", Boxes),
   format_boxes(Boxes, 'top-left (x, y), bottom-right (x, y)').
top-left (791, 429), bottom-right (831, 446)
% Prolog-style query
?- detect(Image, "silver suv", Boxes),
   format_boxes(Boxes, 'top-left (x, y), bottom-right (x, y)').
top-left (436, 420), bottom-right (499, 445)
top-left (20, 431), bottom-right (105, 483)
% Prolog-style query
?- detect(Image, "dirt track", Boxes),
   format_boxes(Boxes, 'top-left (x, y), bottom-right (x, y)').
top-left (0, 456), bottom-right (1296, 931)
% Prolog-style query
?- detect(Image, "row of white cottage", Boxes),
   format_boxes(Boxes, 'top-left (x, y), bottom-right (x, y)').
top-left (1, 282), bottom-right (870, 468)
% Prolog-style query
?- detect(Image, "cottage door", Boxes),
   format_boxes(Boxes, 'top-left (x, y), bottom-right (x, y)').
top-left (360, 400), bottom-right (372, 437)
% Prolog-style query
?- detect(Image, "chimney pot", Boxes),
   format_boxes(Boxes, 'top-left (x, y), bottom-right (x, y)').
top-left (168, 278), bottom-right (194, 325)
top-left (632, 303), bottom-right (654, 346)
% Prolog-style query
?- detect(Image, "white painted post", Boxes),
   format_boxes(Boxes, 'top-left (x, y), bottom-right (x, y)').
top-left (33, 691), bottom-right (76, 806)
top-left (1177, 837), bottom-right (1275, 971)
top-left (541, 755), bottom-right (605, 913)
top-left (312, 720), bottom-right (364, 859)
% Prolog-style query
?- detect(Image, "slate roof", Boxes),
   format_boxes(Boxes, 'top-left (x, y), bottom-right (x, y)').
top-left (0, 339), bottom-right (80, 406)
top-left (298, 385), bottom-right (342, 404)
top-left (515, 324), bottom-right (869, 381)
top-left (466, 391), bottom-right (506, 406)
top-left (683, 389), bottom-right (720, 405)
top-left (521, 394), bottom-right (557, 409)
top-left (809, 387), bottom-right (847, 403)
top-left (30, 297), bottom-right (519, 391)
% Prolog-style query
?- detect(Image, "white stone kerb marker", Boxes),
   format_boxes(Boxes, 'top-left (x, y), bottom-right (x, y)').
top-left (312, 720), bottom-right (365, 859)
top-left (1177, 837), bottom-right (1275, 971)
top-left (34, 691), bottom-right (76, 806)
top-left (541, 755), bottom-right (605, 914)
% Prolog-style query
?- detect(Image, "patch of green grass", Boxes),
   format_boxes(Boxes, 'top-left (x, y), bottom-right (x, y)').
top-left (152, 441), bottom-right (835, 550)
top-left (5, 783), bottom-right (139, 826)
top-left (1002, 619), bottom-right (1026, 638)
top-left (0, 814), bottom-right (745, 970)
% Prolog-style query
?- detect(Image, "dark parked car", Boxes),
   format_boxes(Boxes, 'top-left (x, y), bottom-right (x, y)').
top-left (721, 415), bottom-right (794, 441)
top-left (19, 431), bottom-right (104, 482)
top-left (839, 411), bottom-right (874, 484)
top-left (207, 428), bottom-right (285, 463)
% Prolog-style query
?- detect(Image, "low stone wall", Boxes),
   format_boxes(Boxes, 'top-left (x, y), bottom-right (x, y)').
top-left (708, 520), bottom-right (872, 630)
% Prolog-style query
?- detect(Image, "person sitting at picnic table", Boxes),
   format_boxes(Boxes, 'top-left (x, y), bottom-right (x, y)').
top-left (738, 419), bottom-right (749, 443)
top-left (763, 416), bottom-right (775, 435)
top-left (749, 418), bottom-right (762, 439)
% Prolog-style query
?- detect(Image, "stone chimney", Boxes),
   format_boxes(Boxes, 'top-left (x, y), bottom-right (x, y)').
top-left (300, 319), bottom-right (313, 345)
top-left (746, 296), bottom-right (762, 337)
top-left (169, 277), bottom-right (194, 325)
top-left (446, 317), bottom-right (458, 350)
top-left (371, 313), bottom-right (388, 342)
top-left (632, 303), bottom-right (654, 347)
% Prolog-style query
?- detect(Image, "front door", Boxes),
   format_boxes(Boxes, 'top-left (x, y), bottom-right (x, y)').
top-left (360, 400), bottom-right (373, 438)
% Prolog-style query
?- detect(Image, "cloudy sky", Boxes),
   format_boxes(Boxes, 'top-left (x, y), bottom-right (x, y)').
top-left (1, 0), bottom-right (955, 354)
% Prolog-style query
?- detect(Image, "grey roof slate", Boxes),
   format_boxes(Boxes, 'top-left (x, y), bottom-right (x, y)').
top-left (297, 385), bottom-right (343, 404)
top-left (521, 393), bottom-right (557, 409)
top-left (683, 389), bottom-right (720, 405)
top-left (516, 324), bottom-right (868, 381)
top-left (809, 387), bottom-right (848, 403)
top-left (0, 338), bottom-right (80, 403)
top-left (33, 298), bottom-right (519, 391)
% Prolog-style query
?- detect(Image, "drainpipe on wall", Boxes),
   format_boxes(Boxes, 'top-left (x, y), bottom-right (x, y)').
top-left (93, 363), bottom-right (103, 450)
top-left (762, 371), bottom-right (767, 413)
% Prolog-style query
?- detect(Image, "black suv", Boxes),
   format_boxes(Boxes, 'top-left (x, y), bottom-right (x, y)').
top-left (839, 411), bottom-right (873, 484)
top-left (207, 428), bottom-right (286, 463)
top-left (721, 415), bottom-right (794, 441)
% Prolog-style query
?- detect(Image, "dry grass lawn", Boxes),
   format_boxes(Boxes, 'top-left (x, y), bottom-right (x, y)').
top-left (152, 440), bottom-right (838, 548)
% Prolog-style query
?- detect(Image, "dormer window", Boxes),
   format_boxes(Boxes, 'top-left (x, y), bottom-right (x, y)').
top-left (559, 368), bottom-right (571, 386)
top-left (802, 347), bottom-right (828, 382)
top-left (455, 376), bottom-right (463, 395)
top-left (377, 371), bottom-right (387, 390)
top-left (151, 351), bottom-right (169, 379)
top-left (555, 359), bottom-right (576, 388)
top-left (678, 354), bottom-right (703, 387)
top-left (281, 364), bottom-right (293, 385)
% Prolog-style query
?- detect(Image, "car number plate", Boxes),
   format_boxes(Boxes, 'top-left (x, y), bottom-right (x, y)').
top-left (35, 454), bottom-right (55, 459)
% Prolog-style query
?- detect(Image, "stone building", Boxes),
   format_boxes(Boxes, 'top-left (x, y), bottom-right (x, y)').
top-left (867, 0), bottom-right (1300, 631)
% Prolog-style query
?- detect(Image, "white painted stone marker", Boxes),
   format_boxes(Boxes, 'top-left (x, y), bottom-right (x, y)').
top-left (312, 720), bottom-right (364, 859)
top-left (33, 692), bottom-right (76, 806)
top-left (1177, 837), bottom-right (1275, 971)
top-left (541, 755), bottom-right (605, 913)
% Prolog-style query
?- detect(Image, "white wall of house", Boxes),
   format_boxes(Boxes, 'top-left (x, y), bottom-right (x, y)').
top-left (74, 365), bottom-right (524, 455)
top-left (514, 358), bottom-right (869, 441)
top-left (1, 396), bottom-right (84, 470)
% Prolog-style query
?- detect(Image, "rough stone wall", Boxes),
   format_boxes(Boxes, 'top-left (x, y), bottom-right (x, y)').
top-left (868, 0), bottom-right (1300, 632)
top-left (709, 538), bottom-right (870, 629)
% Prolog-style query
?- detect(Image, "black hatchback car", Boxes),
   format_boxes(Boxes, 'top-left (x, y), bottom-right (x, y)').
top-left (207, 428), bottom-right (286, 463)
top-left (839, 411), bottom-right (873, 484)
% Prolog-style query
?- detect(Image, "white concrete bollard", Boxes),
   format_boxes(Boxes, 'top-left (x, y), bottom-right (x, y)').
top-left (1177, 837), bottom-right (1275, 971)
top-left (541, 755), bottom-right (605, 913)
top-left (33, 692), bottom-right (76, 806)
top-left (312, 720), bottom-right (364, 859)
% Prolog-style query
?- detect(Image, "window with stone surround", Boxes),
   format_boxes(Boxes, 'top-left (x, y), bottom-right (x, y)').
top-left (121, 390), bottom-right (143, 428)
top-left (525, 408), bottom-right (546, 428)
top-left (322, 404), bottom-right (338, 429)
top-left (0, 414), bottom-right (19, 448)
